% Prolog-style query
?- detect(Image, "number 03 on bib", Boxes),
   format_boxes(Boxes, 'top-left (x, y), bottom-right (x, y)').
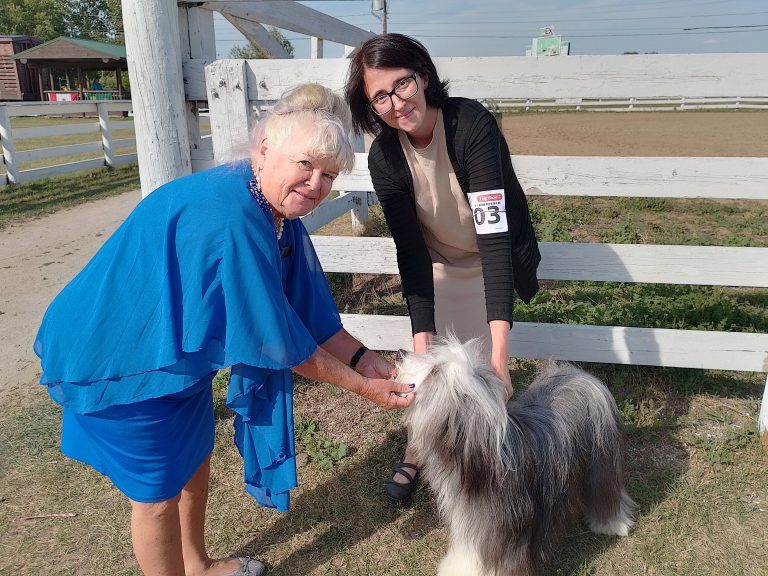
top-left (468, 189), bottom-right (508, 234)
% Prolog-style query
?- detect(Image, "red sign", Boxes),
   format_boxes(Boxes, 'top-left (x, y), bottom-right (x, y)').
top-left (477, 193), bottom-right (502, 203)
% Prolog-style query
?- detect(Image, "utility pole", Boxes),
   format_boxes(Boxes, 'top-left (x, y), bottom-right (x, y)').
top-left (372, 0), bottom-right (387, 34)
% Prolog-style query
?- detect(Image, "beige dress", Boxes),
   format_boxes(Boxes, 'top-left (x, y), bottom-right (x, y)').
top-left (399, 110), bottom-right (490, 344)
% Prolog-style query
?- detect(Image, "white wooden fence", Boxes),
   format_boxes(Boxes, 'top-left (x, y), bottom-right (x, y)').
top-left (0, 101), bottom-right (137, 186)
top-left (481, 96), bottom-right (768, 113)
top-left (194, 53), bottom-right (768, 439)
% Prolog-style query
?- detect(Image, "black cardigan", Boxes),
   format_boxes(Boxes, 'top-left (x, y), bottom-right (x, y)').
top-left (368, 97), bottom-right (541, 335)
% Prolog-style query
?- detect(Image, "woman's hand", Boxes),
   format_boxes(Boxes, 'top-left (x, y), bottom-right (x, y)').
top-left (360, 377), bottom-right (415, 409)
top-left (293, 344), bottom-right (414, 410)
top-left (491, 352), bottom-right (514, 401)
top-left (320, 329), bottom-right (397, 378)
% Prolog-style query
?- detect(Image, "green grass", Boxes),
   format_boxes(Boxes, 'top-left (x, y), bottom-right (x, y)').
top-left (0, 164), bottom-right (140, 230)
top-left (529, 197), bottom-right (768, 247)
top-left (2, 366), bottom-right (765, 575)
top-left (1, 116), bottom-right (137, 173)
top-left (517, 282), bottom-right (768, 332)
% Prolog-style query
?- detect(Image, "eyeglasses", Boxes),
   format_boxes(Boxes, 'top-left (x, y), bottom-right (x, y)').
top-left (369, 73), bottom-right (419, 115)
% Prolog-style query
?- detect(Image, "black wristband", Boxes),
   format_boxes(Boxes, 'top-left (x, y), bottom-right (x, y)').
top-left (349, 345), bottom-right (368, 369)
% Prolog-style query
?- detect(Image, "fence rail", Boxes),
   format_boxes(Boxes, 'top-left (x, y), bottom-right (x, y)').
top-left (481, 96), bottom-right (768, 113)
top-left (189, 53), bottom-right (766, 440)
top-left (305, 167), bottom-right (768, 376)
top-left (0, 100), bottom-right (137, 186)
top-left (297, 152), bottom-right (768, 439)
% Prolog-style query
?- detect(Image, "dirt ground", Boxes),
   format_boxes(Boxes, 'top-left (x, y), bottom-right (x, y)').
top-left (0, 193), bottom-right (140, 400)
top-left (501, 110), bottom-right (768, 157)
top-left (1, 111), bottom-right (766, 399)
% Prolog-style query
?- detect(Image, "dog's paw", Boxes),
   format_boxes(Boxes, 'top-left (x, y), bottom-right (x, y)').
top-left (437, 545), bottom-right (485, 576)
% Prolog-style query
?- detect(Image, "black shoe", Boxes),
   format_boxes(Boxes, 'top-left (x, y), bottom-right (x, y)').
top-left (385, 461), bottom-right (419, 505)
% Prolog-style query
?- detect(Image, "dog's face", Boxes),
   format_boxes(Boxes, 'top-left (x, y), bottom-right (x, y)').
top-left (395, 336), bottom-right (506, 408)
top-left (394, 334), bottom-right (512, 493)
top-left (394, 349), bottom-right (438, 393)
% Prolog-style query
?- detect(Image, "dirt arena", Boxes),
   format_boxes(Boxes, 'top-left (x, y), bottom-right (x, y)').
top-left (502, 110), bottom-right (768, 157)
top-left (1, 110), bottom-right (766, 399)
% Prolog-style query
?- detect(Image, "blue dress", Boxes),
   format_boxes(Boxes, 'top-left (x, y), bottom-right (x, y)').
top-left (34, 161), bottom-right (342, 510)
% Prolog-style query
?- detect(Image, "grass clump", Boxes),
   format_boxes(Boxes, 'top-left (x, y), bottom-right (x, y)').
top-left (517, 282), bottom-right (768, 332)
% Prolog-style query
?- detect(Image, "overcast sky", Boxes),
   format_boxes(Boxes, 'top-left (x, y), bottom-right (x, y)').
top-left (214, 0), bottom-right (768, 58)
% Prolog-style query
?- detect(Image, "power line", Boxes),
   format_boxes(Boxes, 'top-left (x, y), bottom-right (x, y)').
top-left (684, 24), bottom-right (768, 30)
top-left (389, 0), bottom-right (741, 20)
top-left (414, 28), bottom-right (768, 39)
top-left (388, 11), bottom-right (768, 27)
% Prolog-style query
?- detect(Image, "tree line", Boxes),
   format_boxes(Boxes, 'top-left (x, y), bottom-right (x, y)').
top-left (1, 0), bottom-right (293, 59)
top-left (1, 0), bottom-right (123, 43)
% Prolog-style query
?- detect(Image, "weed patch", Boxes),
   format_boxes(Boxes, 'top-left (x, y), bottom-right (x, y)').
top-left (295, 416), bottom-right (349, 470)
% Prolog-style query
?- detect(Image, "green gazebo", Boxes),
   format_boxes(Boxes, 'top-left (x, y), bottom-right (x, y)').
top-left (13, 36), bottom-right (128, 101)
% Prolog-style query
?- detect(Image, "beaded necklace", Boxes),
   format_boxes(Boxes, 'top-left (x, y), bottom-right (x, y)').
top-left (248, 173), bottom-right (284, 240)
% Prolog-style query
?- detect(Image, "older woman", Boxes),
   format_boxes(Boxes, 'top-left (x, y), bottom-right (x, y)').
top-left (344, 34), bottom-right (541, 504)
top-left (34, 84), bottom-right (413, 576)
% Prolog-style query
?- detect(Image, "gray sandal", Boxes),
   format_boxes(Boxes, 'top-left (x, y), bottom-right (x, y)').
top-left (224, 557), bottom-right (267, 576)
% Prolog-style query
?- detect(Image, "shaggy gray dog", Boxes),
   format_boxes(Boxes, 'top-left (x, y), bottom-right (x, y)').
top-left (396, 335), bottom-right (636, 576)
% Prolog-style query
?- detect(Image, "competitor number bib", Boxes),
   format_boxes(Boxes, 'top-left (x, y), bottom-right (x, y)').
top-left (468, 189), bottom-right (508, 234)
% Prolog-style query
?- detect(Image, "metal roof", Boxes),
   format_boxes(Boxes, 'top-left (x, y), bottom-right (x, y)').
top-left (12, 36), bottom-right (126, 62)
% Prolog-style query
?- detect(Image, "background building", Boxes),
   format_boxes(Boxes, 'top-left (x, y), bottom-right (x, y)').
top-left (526, 26), bottom-right (570, 56)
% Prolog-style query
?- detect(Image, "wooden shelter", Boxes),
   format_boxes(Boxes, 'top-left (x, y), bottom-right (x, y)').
top-left (12, 36), bottom-right (128, 101)
top-left (0, 35), bottom-right (45, 101)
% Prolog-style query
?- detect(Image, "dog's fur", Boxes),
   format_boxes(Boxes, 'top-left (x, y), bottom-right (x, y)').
top-left (396, 335), bottom-right (636, 576)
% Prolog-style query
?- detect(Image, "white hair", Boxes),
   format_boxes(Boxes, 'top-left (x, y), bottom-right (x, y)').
top-left (249, 83), bottom-right (354, 173)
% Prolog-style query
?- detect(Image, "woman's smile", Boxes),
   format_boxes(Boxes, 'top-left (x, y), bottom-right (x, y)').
top-left (255, 119), bottom-right (338, 220)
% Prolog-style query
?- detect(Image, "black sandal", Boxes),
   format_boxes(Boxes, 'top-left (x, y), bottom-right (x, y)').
top-left (385, 461), bottom-right (419, 504)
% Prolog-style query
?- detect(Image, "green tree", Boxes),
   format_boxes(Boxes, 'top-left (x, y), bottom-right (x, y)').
top-left (229, 27), bottom-right (294, 58)
top-left (0, 0), bottom-right (124, 42)
top-left (0, 0), bottom-right (65, 40)
top-left (61, 0), bottom-right (122, 41)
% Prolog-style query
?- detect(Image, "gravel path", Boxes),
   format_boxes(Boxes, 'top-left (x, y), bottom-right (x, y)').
top-left (0, 191), bottom-right (140, 400)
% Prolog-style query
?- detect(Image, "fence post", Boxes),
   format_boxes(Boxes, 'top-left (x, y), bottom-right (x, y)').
top-left (179, 4), bottom-right (215, 154)
top-left (311, 37), bottom-right (324, 59)
top-left (123, 0), bottom-right (192, 196)
top-left (760, 374), bottom-right (768, 447)
top-left (350, 191), bottom-right (369, 235)
top-left (0, 105), bottom-right (21, 184)
top-left (97, 102), bottom-right (115, 168)
top-left (206, 60), bottom-right (251, 165)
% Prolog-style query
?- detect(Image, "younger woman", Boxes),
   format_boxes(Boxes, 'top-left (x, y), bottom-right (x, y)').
top-left (345, 34), bottom-right (541, 504)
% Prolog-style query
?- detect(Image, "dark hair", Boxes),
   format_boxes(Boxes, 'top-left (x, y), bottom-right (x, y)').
top-left (344, 33), bottom-right (450, 136)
